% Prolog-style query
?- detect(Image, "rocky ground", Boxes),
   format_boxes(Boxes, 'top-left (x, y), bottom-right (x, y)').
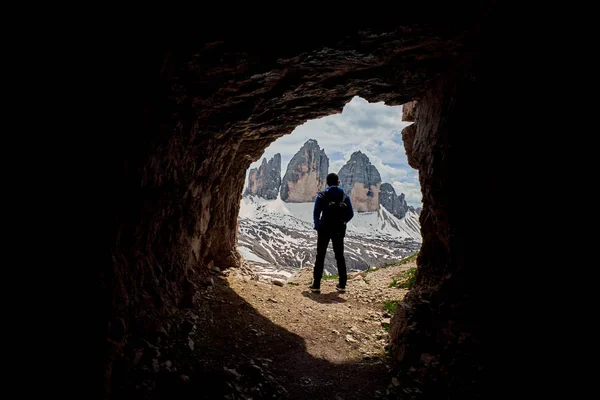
top-left (112, 260), bottom-right (420, 399)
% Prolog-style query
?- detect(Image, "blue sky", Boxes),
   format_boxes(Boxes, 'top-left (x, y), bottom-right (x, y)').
top-left (246, 96), bottom-right (422, 207)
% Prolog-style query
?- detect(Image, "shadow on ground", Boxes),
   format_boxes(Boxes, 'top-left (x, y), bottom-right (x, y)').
top-left (109, 274), bottom-right (393, 399)
top-left (301, 290), bottom-right (347, 304)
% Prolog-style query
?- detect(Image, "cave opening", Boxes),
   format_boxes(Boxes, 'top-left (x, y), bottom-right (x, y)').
top-left (237, 96), bottom-right (422, 278)
top-left (105, 11), bottom-right (519, 399)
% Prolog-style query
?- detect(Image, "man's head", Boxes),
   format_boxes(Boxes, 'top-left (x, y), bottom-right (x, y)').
top-left (326, 173), bottom-right (340, 187)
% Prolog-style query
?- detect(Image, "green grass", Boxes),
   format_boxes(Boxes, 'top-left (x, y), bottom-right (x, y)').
top-left (397, 267), bottom-right (417, 289)
top-left (321, 251), bottom-right (419, 285)
top-left (386, 252), bottom-right (419, 289)
top-left (381, 300), bottom-right (400, 332)
top-left (399, 251), bottom-right (419, 265)
top-left (365, 251), bottom-right (419, 274)
top-left (390, 267), bottom-right (417, 289)
top-left (383, 300), bottom-right (399, 314)
top-left (287, 282), bottom-right (299, 286)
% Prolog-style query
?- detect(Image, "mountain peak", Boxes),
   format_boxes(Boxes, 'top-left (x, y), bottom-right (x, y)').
top-left (338, 152), bottom-right (381, 212)
top-left (280, 140), bottom-right (329, 202)
top-left (379, 182), bottom-right (410, 219)
top-left (350, 151), bottom-right (369, 162)
top-left (244, 154), bottom-right (282, 199)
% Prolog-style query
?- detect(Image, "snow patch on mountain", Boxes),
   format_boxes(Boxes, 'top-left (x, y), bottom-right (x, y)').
top-left (237, 246), bottom-right (269, 264)
top-left (240, 196), bottom-right (421, 241)
top-left (237, 196), bottom-right (421, 275)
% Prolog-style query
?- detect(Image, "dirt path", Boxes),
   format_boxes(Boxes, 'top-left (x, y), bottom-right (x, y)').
top-left (116, 260), bottom-right (416, 400)
top-left (223, 262), bottom-right (415, 399)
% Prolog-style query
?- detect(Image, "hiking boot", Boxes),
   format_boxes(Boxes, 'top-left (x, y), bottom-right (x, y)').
top-left (308, 284), bottom-right (320, 293)
top-left (336, 284), bottom-right (346, 293)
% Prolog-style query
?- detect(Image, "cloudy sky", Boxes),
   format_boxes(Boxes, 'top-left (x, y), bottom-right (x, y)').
top-left (246, 96), bottom-right (422, 207)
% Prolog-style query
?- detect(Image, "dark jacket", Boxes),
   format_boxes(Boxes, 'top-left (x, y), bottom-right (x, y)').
top-left (313, 185), bottom-right (354, 230)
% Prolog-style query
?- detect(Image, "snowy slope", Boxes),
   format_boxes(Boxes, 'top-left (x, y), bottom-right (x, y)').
top-left (240, 196), bottom-right (421, 241)
top-left (346, 207), bottom-right (422, 240)
top-left (238, 196), bottom-right (421, 275)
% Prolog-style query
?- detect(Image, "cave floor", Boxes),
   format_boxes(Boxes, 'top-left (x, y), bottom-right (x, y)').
top-left (114, 261), bottom-right (415, 399)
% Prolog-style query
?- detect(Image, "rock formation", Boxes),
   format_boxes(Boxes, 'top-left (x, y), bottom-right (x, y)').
top-left (386, 37), bottom-right (516, 393)
top-left (379, 183), bottom-right (410, 219)
top-left (280, 140), bottom-right (328, 202)
top-left (401, 100), bottom-right (419, 169)
top-left (244, 154), bottom-right (281, 199)
top-left (338, 151), bottom-right (381, 212)
top-left (401, 100), bottom-right (417, 122)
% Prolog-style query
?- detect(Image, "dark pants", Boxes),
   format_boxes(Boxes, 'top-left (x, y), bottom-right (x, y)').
top-left (313, 228), bottom-right (347, 288)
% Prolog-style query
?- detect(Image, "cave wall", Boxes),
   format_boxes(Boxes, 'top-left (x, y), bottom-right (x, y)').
top-left (107, 130), bottom-right (275, 390)
top-left (104, 8), bottom-right (510, 396)
top-left (389, 17), bottom-right (513, 397)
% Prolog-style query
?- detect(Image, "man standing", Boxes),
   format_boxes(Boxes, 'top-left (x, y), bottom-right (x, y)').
top-left (309, 173), bottom-right (354, 293)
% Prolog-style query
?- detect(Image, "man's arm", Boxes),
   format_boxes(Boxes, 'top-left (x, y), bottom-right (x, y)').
top-left (345, 195), bottom-right (354, 222)
top-left (313, 193), bottom-right (323, 230)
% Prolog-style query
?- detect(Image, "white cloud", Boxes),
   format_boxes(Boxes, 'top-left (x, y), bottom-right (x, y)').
top-left (392, 181), bottom-right (422, 207)
top-left (329, 159), bottom-right (346, 175)
top-left (246, 96), bottom-right (421, 206)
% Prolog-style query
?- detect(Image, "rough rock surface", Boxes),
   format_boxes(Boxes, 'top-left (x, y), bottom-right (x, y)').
top-left (387, 28), bottom-right (513, 394)
top-left (338, 151), bottom-right (381, 212)
top-left (244, 154), bottom-right (281, 199)
top-left (401, 123), bottom-right (418, 169)
top-left (401, 100), bottom-right (418, 122)
top-left (379, 183), bottom-right (410, 219)
top-left (280, 140), bottom-right (328, 202)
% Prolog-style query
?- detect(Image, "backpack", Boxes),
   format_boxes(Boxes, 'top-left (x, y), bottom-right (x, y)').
top-left (320, 190), bottom-right (349, 230)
